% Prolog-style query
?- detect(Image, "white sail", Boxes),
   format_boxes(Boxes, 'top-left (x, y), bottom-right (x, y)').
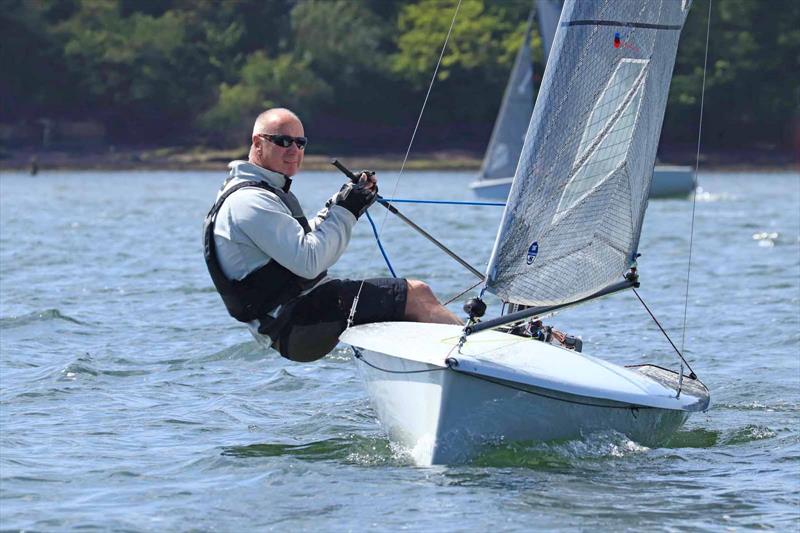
top-left (485, 0), bottom-right (691, 306)
top-left (478, 10), bottom-right (535, 181)
top-left (537, 0), bottom-right (561, 62)
top-left (479, 1), bottom-right (563, 182)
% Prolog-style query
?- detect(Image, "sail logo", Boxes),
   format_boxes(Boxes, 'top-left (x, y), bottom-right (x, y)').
top-left (526, 241), bottom-right (539, 265)
top-left (613, 32), bottom-right (642, 54)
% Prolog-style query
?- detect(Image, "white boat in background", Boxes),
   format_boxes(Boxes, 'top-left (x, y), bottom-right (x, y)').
top-left (650, 164), bottom-right (697, 197)
top-left (470, 0), bottom-right (695, 200)
top-left (472, 166), bottom-right (696, 199)
top-left (343, 0), bottom-right (709, 466)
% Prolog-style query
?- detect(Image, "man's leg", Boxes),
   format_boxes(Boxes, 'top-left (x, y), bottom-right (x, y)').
top-left (277, 278), bottom-right (460, 362)
top-left (403, 279), bottom-right (462, 325)
top-left (277, 278), bottom-right (410, 362)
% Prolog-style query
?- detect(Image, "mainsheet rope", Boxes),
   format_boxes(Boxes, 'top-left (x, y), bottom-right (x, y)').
top-left (346, 0), bottom-right (463, 327)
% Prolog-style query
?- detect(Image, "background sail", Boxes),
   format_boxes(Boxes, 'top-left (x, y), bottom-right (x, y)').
top-left (537, 0), bottom-right (562, 63)
top-left (478, 10), bottom-right (535, 181)
top-left (485, 0), bottom-right (691, 306)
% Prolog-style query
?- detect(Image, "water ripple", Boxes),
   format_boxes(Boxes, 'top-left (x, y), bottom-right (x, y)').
top-left (0, 308), bottom-right (86, 328)
top-left (1, 170), bottom-right (798, 531)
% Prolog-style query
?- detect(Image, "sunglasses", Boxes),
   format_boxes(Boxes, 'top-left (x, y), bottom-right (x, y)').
top-left (258, 133), bottom-right (308, 150)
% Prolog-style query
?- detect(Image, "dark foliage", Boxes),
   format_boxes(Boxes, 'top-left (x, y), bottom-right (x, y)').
top-left (1, 0), bottom-right (796, 154)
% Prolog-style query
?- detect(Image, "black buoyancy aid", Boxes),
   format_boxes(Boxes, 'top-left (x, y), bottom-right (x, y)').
top-left (203, 179), bottom-right (327, 324)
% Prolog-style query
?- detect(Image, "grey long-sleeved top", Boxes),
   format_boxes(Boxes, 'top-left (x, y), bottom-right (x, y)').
top-left (212, 160), bottom-right (356, 289)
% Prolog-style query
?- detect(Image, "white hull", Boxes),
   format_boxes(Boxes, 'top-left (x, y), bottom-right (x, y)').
top-left (471, 165), bottom-right (695, 200)
top-left (342, 323), bottom-right (708, 466)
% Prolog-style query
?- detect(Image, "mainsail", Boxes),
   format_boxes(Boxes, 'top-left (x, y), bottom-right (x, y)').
top-left (485, 0), bottom-right (691, 307)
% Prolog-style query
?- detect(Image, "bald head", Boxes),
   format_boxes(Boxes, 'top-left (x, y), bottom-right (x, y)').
top-left (252, 108), bottom-right (301, 137)
top-left (249, 108), bottom-right (305, 177)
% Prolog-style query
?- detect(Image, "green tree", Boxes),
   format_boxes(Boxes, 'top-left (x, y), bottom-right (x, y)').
top-left (56, 0), bottom-right (213, 139)
top-left (291, 0), bottom-right (392, 82)
top-left (199, 51), bottom-right (332, 144)
top-left (3, 0), bottom-right (797, 154)
top-left (385, 0), bottom-right (534, 151)
top-left (0, 0), bottom-right (79, 119)
top-left (665, 0), bottom-right (800, 149)
top-left (391, 0), bottom-right (524, 88)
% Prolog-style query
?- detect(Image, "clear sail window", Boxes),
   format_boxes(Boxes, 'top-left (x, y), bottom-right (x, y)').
top-left (556, 58), bottom-right (649, 217)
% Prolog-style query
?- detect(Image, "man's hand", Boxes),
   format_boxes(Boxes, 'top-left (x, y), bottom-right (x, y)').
top-left (333, 171), bottom-right (378, 219)
top-left (357, 170), bottom-right (377, 192)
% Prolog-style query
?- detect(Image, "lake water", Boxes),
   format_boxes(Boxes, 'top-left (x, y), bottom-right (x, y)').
top-left (1, 169), bottom-right (798, 531)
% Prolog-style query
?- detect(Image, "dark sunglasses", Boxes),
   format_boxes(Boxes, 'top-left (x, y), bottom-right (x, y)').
top-left (259, 133), bottom-right (308, 150)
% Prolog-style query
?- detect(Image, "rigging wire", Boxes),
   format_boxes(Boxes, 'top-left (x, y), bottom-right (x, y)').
top-left (380, 0), bottom-right (464, 220)
top-left (652, 0), bottom-right (711, 396)
top-left (680, 0), bottom-right (712, 352)
top-left (443, 278), bottom-right (485, 306)
top-left (347, 0), bottom-right (464, 327)
top-left (632, 288), bottom-right (697, 379)
top-left (679, 0), bottom-right (712, 354)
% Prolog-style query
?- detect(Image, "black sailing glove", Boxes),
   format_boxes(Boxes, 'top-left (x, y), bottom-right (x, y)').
top-left (333, 178), bottom-right (378, 219)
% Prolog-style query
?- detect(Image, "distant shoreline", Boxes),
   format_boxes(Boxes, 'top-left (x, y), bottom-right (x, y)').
top-left (1, 146), bottom-right (796, 173)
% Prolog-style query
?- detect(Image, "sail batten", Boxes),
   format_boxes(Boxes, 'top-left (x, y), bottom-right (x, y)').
top-left (485, 0), bottom-right (691, 307)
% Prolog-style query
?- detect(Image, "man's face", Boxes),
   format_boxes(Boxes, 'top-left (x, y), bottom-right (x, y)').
top-left (254, 114), bottom-right (305, 177)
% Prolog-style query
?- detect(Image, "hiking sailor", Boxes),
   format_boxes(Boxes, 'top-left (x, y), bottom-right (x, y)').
top-left (204, 108), bottom-right (461, 362)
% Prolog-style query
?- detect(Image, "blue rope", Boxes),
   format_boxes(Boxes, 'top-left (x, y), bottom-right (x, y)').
top-left (382, 198), bottom-right (506, 207)
top-left (365, 210), bottom-right (397, 277)
top-left (364, 198), bottom-right (503, 277)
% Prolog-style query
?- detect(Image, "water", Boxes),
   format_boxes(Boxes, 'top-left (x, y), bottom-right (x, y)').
top-left (1, 169), bottom-right (798, 531)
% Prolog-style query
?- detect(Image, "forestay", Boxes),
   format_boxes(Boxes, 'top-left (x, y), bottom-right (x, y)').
top-left (478, 9), bottom-right (535, 181)
top-left (485, 0), bottom-right (691, 306)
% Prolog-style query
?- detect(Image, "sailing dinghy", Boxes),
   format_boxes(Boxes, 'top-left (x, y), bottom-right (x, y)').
top-left (341, 0), bottom-right (709, 466)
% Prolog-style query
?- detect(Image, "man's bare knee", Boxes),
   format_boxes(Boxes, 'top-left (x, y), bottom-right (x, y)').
top-left (407, 279), bottom-right (435, 302)
top-left (404, 279), bottom-right (461, 325)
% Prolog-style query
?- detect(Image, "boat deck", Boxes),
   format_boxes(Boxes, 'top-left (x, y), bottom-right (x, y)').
top-left (629, 364), bottom-right (710, 411)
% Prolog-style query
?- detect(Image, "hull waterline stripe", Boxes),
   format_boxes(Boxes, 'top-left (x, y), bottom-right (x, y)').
top-left (450, 368), bottom-right (654, 411)
top-left (353, 347), bottom-right (665, 412)
top-left (563, 20), bottom-right (682, 31)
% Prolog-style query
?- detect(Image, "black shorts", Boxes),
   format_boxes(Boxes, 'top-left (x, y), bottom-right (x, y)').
top-left (275, 278), bottom-right (407, 363)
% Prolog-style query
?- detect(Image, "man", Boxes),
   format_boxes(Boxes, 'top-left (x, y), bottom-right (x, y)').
top-left (204, 108), bottom-right (461, 363)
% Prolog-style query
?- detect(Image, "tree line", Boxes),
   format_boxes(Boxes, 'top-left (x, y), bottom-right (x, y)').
top-left (2, 0), bottom-right (797, 155)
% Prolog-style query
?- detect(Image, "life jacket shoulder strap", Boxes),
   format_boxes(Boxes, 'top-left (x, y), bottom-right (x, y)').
top-left (203, 179), bottom-right (326, 325)
top-left (206, 180), bottom-right (312, 233)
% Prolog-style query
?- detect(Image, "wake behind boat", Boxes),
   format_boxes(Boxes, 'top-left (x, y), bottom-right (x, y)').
top-left (341, 0), bottom-right (710, 465)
